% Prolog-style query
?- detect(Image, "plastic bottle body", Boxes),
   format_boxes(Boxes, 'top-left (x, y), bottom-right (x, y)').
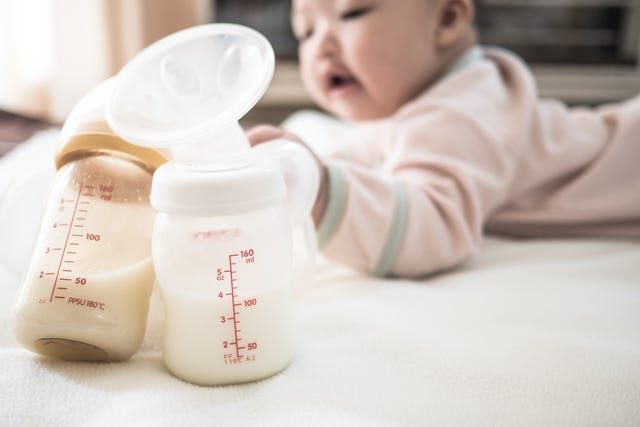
top-left (12, 154), bottom-right (156, 361)
top-left (153, 206), bottom-right (293, 385)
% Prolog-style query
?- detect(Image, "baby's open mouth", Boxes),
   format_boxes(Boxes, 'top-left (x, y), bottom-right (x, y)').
top-left (326, 72), bottom-right (358, 97)
top-left (329, 74), bottom-right (355, 89)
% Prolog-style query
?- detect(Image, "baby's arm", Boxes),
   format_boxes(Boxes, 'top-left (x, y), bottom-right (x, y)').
top-left (247, 110), bottom-right (515, 279)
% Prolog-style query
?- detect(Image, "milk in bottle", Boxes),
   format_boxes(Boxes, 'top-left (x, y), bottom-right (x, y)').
top-left (152, 202), bottom-right (294, 385)
top-left (12, 81), bottom-right (168, 361)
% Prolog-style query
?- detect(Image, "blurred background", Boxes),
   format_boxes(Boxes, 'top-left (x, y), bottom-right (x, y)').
top-left (1, 0), bottom-right (639, 155)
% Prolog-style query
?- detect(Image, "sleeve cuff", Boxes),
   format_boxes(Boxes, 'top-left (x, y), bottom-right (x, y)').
top-left (317, 164), bottom-right (346, 248)
top-left (373, 180), bottom-right (408, 277)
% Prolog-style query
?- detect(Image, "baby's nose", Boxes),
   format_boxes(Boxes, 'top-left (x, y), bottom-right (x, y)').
top-left (313, 25), bottom-right (340, 60)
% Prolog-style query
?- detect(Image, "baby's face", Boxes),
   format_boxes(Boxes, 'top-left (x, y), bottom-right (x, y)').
top-left (292, 0), bottom-right (445, 121)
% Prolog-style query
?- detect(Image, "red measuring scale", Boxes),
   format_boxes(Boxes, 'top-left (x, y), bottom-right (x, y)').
top-left (40, 182), bottom-right (114, 308)
top-left (217, 248), bottom-right (259, 366)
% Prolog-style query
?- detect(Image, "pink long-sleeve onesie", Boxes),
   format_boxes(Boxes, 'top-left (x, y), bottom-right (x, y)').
top-left (316, 47), bottom-right (640, 278)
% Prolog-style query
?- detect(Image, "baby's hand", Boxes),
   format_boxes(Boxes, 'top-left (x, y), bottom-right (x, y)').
top-left (245, 124), bottom-right (329, 227)
top-left (246, 124), bottom-right (303, 146)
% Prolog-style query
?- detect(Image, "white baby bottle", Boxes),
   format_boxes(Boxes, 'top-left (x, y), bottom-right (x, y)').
top-left (106, 24), bottom-right (318, 385)
top-left (12, 80), bottom-right (168, 361)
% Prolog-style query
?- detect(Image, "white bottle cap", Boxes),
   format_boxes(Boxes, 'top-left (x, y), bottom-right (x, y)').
top-left (151, 160), bottom-right (285, 216)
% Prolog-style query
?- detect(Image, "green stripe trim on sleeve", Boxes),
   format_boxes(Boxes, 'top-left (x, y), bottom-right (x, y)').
top-left (317, 164), bottom-right (347, 248)
top-left (373, 180), bottom-right (408, 277)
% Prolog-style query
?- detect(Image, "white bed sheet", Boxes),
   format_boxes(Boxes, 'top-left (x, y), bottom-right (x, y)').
top-left (1, 122), bottom-right (639, 426)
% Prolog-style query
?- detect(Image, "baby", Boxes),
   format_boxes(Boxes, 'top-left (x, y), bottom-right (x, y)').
top-left (247, 0), bottom-right (640, 278)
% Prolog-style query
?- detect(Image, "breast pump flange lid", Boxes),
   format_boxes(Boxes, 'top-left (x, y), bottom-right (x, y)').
top-left (106, 23), bottom-right (274, 157)
top-left (105, 24), bottom-right (287, 216)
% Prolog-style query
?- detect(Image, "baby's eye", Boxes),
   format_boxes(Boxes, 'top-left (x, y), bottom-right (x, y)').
top-left (340, 6), bottom-right (372, 21)
top-left (296, 28), bottom-right (314, 42)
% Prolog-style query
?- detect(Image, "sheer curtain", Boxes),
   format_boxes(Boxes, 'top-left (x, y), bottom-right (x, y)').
top-left (0, 0), bottom-right (210, 123)
top-left (0, 0), bottom-right (54, 120)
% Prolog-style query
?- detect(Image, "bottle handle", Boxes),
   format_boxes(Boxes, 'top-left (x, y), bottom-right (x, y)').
top-left (253, 139), bottom-right (319, 223)
top-left (253, 139), bottom-right (319, 293)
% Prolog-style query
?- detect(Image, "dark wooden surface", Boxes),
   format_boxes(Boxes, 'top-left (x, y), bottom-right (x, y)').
top-left (0, 110), bottom-right (53, 156)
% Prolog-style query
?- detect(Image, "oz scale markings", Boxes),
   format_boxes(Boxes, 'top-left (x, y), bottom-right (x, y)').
top-left (48, 184), bottom-right (94, 302)
top-left (225, 254), bottom-right (246, 359)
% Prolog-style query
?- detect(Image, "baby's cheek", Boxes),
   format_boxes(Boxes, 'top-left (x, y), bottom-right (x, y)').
top-left (298, 55), bottom-right (320, 95)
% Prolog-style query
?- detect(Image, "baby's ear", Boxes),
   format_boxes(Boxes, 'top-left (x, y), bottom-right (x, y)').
top-left (435, 0), bottom-right (475, 49)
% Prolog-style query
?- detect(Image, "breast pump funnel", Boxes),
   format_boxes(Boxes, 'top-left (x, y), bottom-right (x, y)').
top-left (106, 24), bottom-right (318, 385)
top-left (106, 23), bottom-right (275, 167)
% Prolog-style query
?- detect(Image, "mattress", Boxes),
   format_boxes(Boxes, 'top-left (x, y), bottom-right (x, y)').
top-left (1, 121), bottom-right (639, 426)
